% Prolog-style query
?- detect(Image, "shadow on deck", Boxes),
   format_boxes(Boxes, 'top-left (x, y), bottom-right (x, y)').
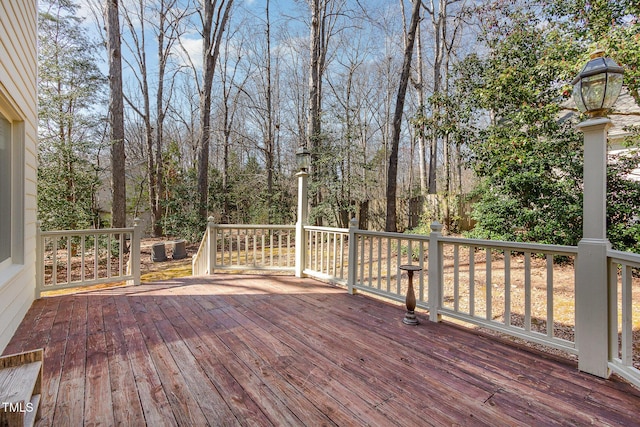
top-left (4, 275), bottom-right (640, 426)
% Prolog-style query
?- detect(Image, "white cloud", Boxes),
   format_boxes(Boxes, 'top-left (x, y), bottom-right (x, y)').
top-left (175, 35), bottom-right (203, 70)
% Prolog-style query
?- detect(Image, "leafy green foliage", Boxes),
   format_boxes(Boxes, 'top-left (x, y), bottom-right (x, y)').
top-left (459, 3), bottom-right (640, 252)
top-left (607, 150), bottom-right (640, 252)
top-left (37, 0), bottom-right (106, 231)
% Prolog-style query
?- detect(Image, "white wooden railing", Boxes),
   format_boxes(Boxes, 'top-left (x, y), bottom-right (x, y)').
top-left (193, 219), bottom-right (639, 388)
top-left (193, 218), bottom-right (296, 274)
top-left (36, 219), bottom-right (141, 297)
top-left (608, 249), bottom-right (640, 389)
top-left (303, 225), bottom-right (349, 285)
top-left (192, 226), bottom-right (210, 276)
top-left (436, 236), bottom-right (578, 354)
top-left (348, 222), bottom-right (579, 355)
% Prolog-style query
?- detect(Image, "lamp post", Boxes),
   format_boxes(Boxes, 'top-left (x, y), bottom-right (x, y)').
top-left (295, 147), bottom-right (311, 277)
top-left (573, 50), bottom-right (623, 378)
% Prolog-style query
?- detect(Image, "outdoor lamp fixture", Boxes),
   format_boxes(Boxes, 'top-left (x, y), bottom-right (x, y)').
top-left (296, 147), bottom-right (311, 172)
top-left (572, 49), bottom-right (624, 117)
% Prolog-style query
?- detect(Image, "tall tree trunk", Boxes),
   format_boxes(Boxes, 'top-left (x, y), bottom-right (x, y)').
top-left (427, 0), bottom-right (447, 195)
top-left (106, 0), bottom-right (126, 228)
top-left (415, 22), bottom-right (428, 197)
top-left (307, 0), bottom-right (322, 225)
top-left (266, 0), bottom-right (275, 223)
top-left (385, 0), bottom-right (421, 232)
top-left (198, 0), bottom-right (234, 221)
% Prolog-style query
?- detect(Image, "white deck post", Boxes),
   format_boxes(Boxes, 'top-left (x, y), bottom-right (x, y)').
top-left (131, 218), bottom-right (142, 286)
top-left (208, 216), bottom-right (216, 275)
top-left (35, 221), bottom-right (43, 298)
top-left (347, 218), bottom-right (358, 295)
top-left (295, 171), bottom-right (309, 277)
top-left (575, 117), bottom-right (611, 378)
top-left (428, 221), bottom-right (443, 322)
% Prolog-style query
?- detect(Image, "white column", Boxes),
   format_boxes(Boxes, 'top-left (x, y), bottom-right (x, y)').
top-left (428, 221), bottom-right (443, 322)
top-left (131, 218), bottom-right (142, 286)
top-left (575, 117), bottom-right (611, 378)
top-left (207, 216), bottom-right (216, 275)
top-left (295, 171), bottom-right (309, 277)
top-left (346, 217), bottom-right (358, 295)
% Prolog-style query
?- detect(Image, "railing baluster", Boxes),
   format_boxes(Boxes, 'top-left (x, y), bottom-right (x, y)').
top-left (245, 232), bottom-right (249, 265)
top-left (547, 255), bottom-right (554, 338)
top-left (253, 229), bottom-right (258, 267)
top-left (621, 265), bottom-right (633, 365)
top-left (221, 231), bottom-right (225, 267)
top-left (81, 235), bottom-right (86, 283)
top-left (469, 245), bottom-right (475, 317)
top-left (377, 236), bottom-right (382, 290)
top-left (608, 260), bottom-right (619, 360)
top-left (505, 251), bottom-right (511, 326)
top-left (359, 236), bottom-right (365, 288)
top-left (453, 244), bottom-right (459, 312)
top-left (418, 241), bottom-right (424, 302)
top-left (52, 238), bottom-right (58, 287)
top-left (237, 230), bottom-right (242, 266)
top-left (396, 238), bottom-right (402, 294)
top-left (339, 233), bottom-right (345, 280)
top-left (94, 234), bottom-right (98, 280)
top-left (308, 230), bottom-right (312, 271)
top-left (107, 234), bottom-right (112, 278)
top-left (270, 232), bottom-right (274, 267)
top-left (287, 231), bottom-right (291, 268)
top-left (313, 231), bottom-right (318, 271)
top-left (486, 248), bottom-right (492, 321)
top-left (333, 232), bottom-right (337, 277)
top-left (386, 237), bottom-right (391, 292)
top-left (119, 233), bottom-right (124, 277)
top-left (67, 235), bottom-right (71, 284)
top-left (524, 252), bottom-right (532, 332)
top-left (368, 236), bottom-right (373, 288)
top-left (278, 232), bottom-right (282, 267)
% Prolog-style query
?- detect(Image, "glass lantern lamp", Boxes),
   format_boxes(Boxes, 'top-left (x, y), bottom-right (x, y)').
top-left (572, 49), bottom-right (624, 117)
top-left (296, 147), bottom-right (311, 172)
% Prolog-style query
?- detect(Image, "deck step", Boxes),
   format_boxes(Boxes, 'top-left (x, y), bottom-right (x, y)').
top-left (0, 349), bottom-right (43, 427)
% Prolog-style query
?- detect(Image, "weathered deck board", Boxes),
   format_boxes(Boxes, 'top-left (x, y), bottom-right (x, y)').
top-left (3, 274), bottom-right (640, 426)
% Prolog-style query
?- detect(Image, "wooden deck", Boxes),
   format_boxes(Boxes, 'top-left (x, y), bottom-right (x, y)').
top-left (4, 275), bottom-right (639, 426)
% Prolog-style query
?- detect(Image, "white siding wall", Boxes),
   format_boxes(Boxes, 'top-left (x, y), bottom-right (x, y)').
top-left (0, 0), bottom-right (38, 353)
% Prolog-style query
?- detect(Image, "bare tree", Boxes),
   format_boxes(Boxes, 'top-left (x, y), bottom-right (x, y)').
top-left (105, 0), bottom-right (126, 228)
top-left (385, 0), bottom-right (421, 232)
top-left (121, 0), bottom-right (190, 236)
top-left (197, 0), bottom-right (234, 221)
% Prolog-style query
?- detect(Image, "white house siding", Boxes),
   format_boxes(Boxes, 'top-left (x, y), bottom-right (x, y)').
top-left (0, 0), bottom-right (38, 352)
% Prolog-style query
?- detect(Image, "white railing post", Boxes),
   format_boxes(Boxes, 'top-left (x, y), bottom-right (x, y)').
top-left (428, 221), bottom-right (443, 322)
top-left (347, 218), bottom-right (358, 295)
top-left (35, 221), bottom-right (43, 298)
top-left (295, 171), bottom-right (309, 277)
top-left (130, 218), bottom-right (142, 286)
top-left (575, 117), bottom-right (611, 378)
top-left (207, 216), bottom-right (216, 275)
